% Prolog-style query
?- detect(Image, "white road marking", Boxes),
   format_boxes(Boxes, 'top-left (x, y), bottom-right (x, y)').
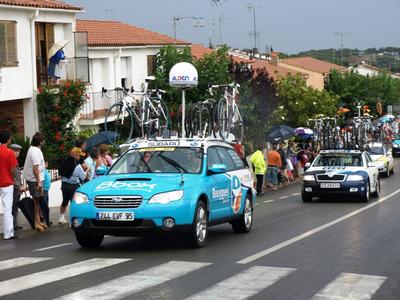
top-left (237, 188), bottom-right (400, 264)
top-left (0, 258), bottom-right (130, 297)
top-left (0, 257), bottom-right (53, 271)
top-left (279, 196), bottom-right (289, 199)
top-left (185, 266), bottom-right (296, 300)
top-left (291, 193), bottom-right (300, 196)
top-left (33, 243), bottom-right (73, 252)
top-left (56, 261), bottom-right (210, 300)
top-left (312, 272), bottom-right (387, 300)
top-left (255, 203), bottom-right (260, 206)
top-left (264, 200), bottom-right (275, 203)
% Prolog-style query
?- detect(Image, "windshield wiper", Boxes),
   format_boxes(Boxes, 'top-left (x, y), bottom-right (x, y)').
top-left (158, 153), bottom-right (187, 186)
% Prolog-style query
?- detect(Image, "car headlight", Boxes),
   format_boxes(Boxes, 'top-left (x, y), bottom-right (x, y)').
top-left (347, 175), bottom-right (364, 181)
top-left (303, 175), bottom-right (315, 181)
top-left (149, 190), bottom-right (184, 204)
top-left (72, 192), bottom-right (89, 204)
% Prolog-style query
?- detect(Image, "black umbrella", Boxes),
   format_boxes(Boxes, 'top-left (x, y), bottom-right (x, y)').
top-left (266, 128), bottom-right (294, 143)
top-left (269, 125), bottom-right (295, 135)
top-left (85, 131), bottom-right (120, 150)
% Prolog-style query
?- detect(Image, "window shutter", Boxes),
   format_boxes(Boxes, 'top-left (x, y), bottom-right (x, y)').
top-left (0, 21), bottom-right (17, 67)
top-left (147, 55), bottom-right (157, 76)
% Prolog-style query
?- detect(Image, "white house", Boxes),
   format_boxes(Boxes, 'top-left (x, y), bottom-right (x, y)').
top-left (351, 62), bottom-right (400, 79)
top-left (75, 19), bottom-right (190, 130)
top-left (0, 0), bottom-right (83, 137)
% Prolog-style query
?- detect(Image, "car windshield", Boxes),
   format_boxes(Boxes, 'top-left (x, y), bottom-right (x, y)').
top-left (369, 146), bottom-right (384, 155)
top-left (313, 153), bottom-right (363, 167)
top-left (108, 147), bottom-right (203, 174)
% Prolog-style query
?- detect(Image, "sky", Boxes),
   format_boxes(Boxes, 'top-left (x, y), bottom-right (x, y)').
top-left (68, 0), bottom-right (400, 54)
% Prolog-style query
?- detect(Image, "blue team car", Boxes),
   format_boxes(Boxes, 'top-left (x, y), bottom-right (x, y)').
top-left (70, 139), bottom-right (256, 248)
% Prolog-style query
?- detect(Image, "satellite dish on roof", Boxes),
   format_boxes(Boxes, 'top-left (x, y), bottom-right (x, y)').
top-left (169, 62), bottom-right (198, 88)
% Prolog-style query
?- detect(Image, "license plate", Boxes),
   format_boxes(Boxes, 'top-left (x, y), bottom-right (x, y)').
top-left (320, 183), bottom-right (340, 188)
top-left (96, 212), bottom-right (134, 221)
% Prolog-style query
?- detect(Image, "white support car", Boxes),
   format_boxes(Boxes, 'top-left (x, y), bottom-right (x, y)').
top-left (302, 150), bottom-right (380, 202)
top-left (368, 142), bottom-right (394, 177)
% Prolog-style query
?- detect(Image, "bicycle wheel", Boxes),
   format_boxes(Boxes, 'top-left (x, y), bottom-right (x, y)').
top-left (142, 101), bottom-right (157, 139)
top-left (231, 104), bottom-right (244, 143)
top-left (158, 99), bottom-right (171, 138)
top-left (104, 102), bottom-right (134, 146)
top-left (216, 99), bottom-right (231, 141)
top-left (191, 103), bottom-right (213, 138)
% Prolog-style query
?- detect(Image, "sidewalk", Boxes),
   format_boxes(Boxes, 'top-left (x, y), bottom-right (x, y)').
top-left (0, 207), bottom-right (69, 239)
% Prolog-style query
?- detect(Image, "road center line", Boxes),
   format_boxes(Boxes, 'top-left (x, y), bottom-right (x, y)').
top-left (264, 200), bottom-right (275, 203)
top-left (279, 196), bottom-right (289, 199)
top-left (291, 193), bottom-right (300, 196)
top-left (237, 188), bottom-right (400, 264)
top-left (33, 243), bottom-right (73, 252)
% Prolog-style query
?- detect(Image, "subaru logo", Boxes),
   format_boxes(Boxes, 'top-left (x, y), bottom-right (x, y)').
top-left (112, 197), bottom-right (122, 203)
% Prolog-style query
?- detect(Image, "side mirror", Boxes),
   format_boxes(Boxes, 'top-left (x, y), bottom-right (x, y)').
top-left (96, 166), bottom-right (108, 175)
top-left (209, 164), bottom-right (227, 174)
top-left (368, 162), bottom-right (376, 168)
top-left (304, 162), bottom-right (311, 171)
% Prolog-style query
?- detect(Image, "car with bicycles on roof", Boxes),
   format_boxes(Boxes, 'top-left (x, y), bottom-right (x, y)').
top-left (302, 149), bottom-right (380, 202)
top-left (70, 138), bottom-right (255, 248)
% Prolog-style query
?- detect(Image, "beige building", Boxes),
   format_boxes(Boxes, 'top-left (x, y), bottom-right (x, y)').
top-left (278, 56), bottom-right (346, 91)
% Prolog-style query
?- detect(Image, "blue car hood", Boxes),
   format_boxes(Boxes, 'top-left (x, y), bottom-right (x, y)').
top-left (393, 140), bottom-right (400, 145)
top-left (78, 173), bottom-right (188, 199)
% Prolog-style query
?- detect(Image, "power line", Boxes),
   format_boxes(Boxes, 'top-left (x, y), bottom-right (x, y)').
top-left (334, 31), bottom-right (351, 65)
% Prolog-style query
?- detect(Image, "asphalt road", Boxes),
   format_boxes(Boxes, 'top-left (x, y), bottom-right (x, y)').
top-left (1, 161), bottom-right (400, 299)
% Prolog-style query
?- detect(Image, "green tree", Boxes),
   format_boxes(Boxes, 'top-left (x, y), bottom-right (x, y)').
top-left (276, 74), bottom-right (339, 126)
top-left (326, 70), bottom-right (400, 115)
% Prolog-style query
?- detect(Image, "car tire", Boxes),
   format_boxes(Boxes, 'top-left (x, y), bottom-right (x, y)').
top-left (385, 166), bottom-right (390, 177)
top-left (361, 181), bottom-right (370, 202)
top-left (185, 201), bottom-right (208, 248)
top-left (75, 232), bottom-right (104, 248)
top-left (372, 178), bottom-right (380, 198)
top-left (302, 192), bottom-right (312, 202)
top-left (232, 195), bottom-right (253, 234)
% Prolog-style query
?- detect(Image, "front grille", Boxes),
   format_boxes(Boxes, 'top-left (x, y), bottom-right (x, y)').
top-left (316, 174), bottom-right (346, 181)
top-left (94, 195), bottom-right (143, 208)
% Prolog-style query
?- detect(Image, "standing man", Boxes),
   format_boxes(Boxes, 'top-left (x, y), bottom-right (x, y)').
top-left (9, 143), bottom-right (23, 231)
top-left (250, 144), bottom-right (266, 195)
top-left (0, 130), bottom-right (18, 239)
top-left (266, 143), bottom-right (282, 190)
top-left (23, 132), bottom-right (47, 232)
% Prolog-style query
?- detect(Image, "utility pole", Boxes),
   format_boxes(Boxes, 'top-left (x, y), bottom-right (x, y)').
top-left (218, 15), bottom-right (235, 45)
top-left (248, 3), bottom-right (262, 57)
top-left (193, 18), bottom-right (205, 43)
top-left (334, 31), bottom-right (350, 65)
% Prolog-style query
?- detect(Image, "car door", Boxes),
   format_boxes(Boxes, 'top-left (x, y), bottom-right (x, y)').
top-left (365, 153), bottom-right (378, 191)
top-left (385, 145), bottom-right (394, 171)
top-left (206, 146), bottom-right (230, 221)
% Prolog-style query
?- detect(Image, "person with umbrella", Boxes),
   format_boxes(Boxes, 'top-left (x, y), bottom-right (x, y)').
top-left (48, 40), bottom-right (69, 83)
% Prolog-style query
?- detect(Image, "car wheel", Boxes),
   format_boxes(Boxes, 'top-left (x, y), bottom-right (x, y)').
top-left (302, 191), bottom-right (312, 202)
top-left (185, 201), bottom-right (208, 248)
top-left (361, 181), bottom-right (370, 202)
top-left (232, 195), bottom-right (253, 233)
top-left (75, 232), bottom-right (104, 248)
top-left (372, 178), bottom-right (380, 198)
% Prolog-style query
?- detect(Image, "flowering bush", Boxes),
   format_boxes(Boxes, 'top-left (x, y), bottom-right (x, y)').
top-left (36, 80), bottom-right (87, 167)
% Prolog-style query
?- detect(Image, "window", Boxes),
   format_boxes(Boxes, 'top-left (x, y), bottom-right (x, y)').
top-left (0, 20), bottom-right (18, 67)
top-left (147, 55), bottom-right (157, 76)
top-left (227, 148), bottom-right (246, 169)
top-left (216, 147), bottom-right (236, 171)
top-left (207, 147), bottom-right (222, 169)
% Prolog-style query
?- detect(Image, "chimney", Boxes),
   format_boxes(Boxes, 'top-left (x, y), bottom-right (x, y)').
top-left (271, 51), bottom-right (280, 65)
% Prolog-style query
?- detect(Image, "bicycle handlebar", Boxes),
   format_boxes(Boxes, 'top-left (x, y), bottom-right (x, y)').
top-left (208, 82), bottom-right (240, 95)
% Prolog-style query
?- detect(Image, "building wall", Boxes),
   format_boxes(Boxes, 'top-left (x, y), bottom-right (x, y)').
top-left (0, 6), bottom-right (77, 137)
top-left (279, 62), bottom-right (325, 91)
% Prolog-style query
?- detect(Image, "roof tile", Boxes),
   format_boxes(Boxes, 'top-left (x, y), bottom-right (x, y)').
top-left (76, 19), bottom-right (190, 47)
top-left (0, 0), bottom-right (82, 10)
top-left (281, 56), bottom-right (346, 74)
